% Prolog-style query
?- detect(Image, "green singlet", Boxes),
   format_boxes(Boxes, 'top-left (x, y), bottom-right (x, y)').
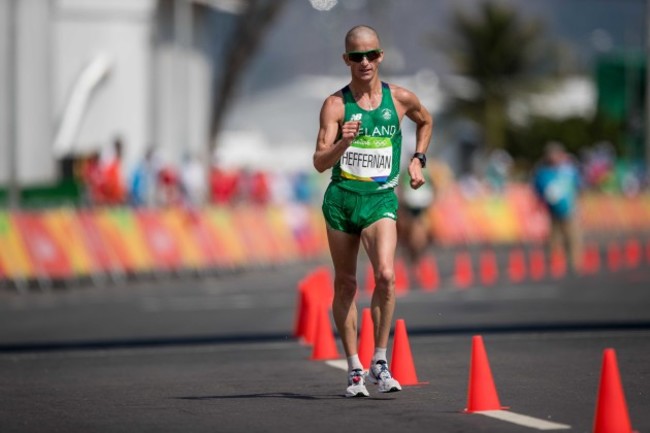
top-left (322, 82), bottom-right (402, 234)
top-left (330, 82), bottom-right (402, 193)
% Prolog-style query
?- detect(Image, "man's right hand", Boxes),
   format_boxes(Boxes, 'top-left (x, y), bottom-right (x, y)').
top-left (340, 121), bottom-right (360, 147)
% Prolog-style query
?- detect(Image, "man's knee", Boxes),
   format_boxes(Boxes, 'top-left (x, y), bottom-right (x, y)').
top-left (373, 266), bottom-right (395, 290)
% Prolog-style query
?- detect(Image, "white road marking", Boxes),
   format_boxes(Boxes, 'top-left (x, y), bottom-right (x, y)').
top-left (324, 359), bottom-right (571, 431)
top-left (325, 359), bottom-right (348, 370)
top-left (477, 410), bottom-right (571, 430)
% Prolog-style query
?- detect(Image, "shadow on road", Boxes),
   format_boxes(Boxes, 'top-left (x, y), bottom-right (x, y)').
top-left (173, 392), bottom-right (395, 401)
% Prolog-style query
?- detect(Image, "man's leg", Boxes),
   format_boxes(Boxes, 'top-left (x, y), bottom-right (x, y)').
top-left (564, 215), bottom-right (583, 273)
top-left (326, 227), bottom-right (361, 360)
top-left (361, 218), bottom-right (397, 350)
top-left (548, 217), bottom-right (563, 257)
top-left (360, 218), bottom-right (402, 393)
top-left (327, 227), bottom-right (369, 397)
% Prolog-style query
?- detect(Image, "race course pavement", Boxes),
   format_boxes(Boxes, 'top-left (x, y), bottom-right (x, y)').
top-left (1, 256), bottom-right (649, 432)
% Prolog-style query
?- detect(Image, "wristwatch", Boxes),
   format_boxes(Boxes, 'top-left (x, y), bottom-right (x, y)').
top-left (412, 152), bottom-right (426, 168)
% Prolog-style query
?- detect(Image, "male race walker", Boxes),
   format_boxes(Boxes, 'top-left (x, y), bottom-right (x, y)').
top-left (313, 25), bottom-right (433, 397)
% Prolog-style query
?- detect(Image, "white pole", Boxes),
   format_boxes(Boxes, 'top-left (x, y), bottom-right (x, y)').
top-left (7, 0), bottom-right (19, 208)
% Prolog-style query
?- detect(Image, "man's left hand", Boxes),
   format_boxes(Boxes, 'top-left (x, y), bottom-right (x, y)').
top-left (408, 158), bottom-right (425, 189)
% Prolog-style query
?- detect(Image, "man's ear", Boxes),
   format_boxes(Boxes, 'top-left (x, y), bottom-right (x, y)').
top-left (342, 53), bottom-right (351, 66)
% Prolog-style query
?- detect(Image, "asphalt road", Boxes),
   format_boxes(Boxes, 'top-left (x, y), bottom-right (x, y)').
top-left (1, 249), bottom-right (649, 433)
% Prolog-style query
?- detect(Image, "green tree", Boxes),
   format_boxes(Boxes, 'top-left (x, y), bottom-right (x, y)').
top-left (444, 2), bottom-right (549, 149)
top-left (507, 114), bottom-right (623, 170)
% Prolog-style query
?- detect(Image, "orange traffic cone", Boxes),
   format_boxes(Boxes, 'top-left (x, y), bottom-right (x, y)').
top-left (296, 267), bottom-right (335, 344)
top-left (310, 306), bottom-right (341, 360)
top-left (529, 248), bottom-right (546, 281)
top-left (465, 335), bottom-right (506, 413)
top-left (479, 250), bottom-right (498, 286)
top-left (550, 248), bottom-right (567, 279)
top-left (593, 349), bottom-right (635, 433)
top-left (358, 308), bottom-right (374, 370)
top-left (508, 248), bottom-right (526, 283)
top-left (416, 256), bottom-right (439, 292)
top-left (313, 266), bottom-right (334, 304)
top-left (454, 252), bottom-right (474, 289)
top-left (608, 241), bottom-right (622, 272)
top-left (582, 243), bottom-right (601, 275)
top-left (394, 258), bottom-right (410, 296)
top-left (302, 288), bottom-right (321, 346)
top-left (390, 319), bottom-right (421, 386)
top-left (293, 281), bottom-right (309, 339)
top-left (624, 239), bottom-right (641, 269)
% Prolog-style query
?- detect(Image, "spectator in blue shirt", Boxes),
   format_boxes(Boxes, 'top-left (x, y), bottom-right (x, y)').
top-left (533, 142), bottom-right (583, 272)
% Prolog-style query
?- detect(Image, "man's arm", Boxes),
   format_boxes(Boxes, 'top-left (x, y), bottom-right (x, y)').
top-left (313, 94), bottom-right (359, 173)
top-left (393, 86), bottom-right (433, 189)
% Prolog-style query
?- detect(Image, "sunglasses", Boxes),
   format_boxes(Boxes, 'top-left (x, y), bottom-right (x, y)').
top-left (346, 49), bottom-right (383, 63)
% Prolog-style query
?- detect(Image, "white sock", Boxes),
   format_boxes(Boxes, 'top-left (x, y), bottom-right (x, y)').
top-left (373, 347), bottom-right (387, 364)
top-left (347, 354), bottom-right (363, 372)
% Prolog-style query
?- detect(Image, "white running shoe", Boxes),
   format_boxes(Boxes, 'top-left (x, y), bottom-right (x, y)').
top-left (367, 360), bottom-right (402, 393)
top-left (345, 369), bottom-right (369, 398)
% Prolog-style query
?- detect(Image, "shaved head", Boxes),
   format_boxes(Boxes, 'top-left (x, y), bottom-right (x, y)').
top-left (344, 25), bottom-right (381, 52)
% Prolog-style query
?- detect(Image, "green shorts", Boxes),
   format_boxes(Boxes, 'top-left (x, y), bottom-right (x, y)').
top-left (322, 183), bottom-right (398, 235)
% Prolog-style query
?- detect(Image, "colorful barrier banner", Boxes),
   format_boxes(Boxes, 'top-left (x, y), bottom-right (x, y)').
top-left (99, 207), bottom-right (154, 273)
top-left (77, 210), bottom-right (124, 275)
top-left (230, 207), bottom-right (274, 265)
top-left (203, 207), bottom-right (249, 268)
top-left (505, 186), bottom-right (548, 242)
top-left (12, 212), bottom-right (73, 280)
top-left (429, 185), bottom-right (546, 245)
top-left (136, 209), bottom-right (186, 272)
top-left (0, 211), bottom-right (34, 280)
top-left (305, 207), bottom-right (329, 255)
top-left (1, 190), bottom-right (649, 283)
top-left (161, 209), bottom-right (215, 270)
top-left (42, 209), bottom-right (95, 276)
top-left (267, 207), bottom-right (300, 262)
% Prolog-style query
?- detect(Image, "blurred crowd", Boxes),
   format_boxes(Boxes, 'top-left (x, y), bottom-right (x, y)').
top-left (579, 142), bottom-right (646, 197)
top-left (455, 142), bottom-right (648, 201)
top-left (76, 137), bottom-right (648, 210)
top-left (76, 138), bottom-right (321, 209)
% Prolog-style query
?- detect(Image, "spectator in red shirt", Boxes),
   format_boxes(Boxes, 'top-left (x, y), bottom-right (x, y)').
top-left (99, 137), bottom-right (127, 205)
top-left (249, 170), bottom-right (270, 205)
top-left (209, 161), bottom-right (241, 205)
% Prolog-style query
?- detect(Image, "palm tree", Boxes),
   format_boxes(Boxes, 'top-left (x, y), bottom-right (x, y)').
top-left (445, 2), bottom-right (549, 149)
